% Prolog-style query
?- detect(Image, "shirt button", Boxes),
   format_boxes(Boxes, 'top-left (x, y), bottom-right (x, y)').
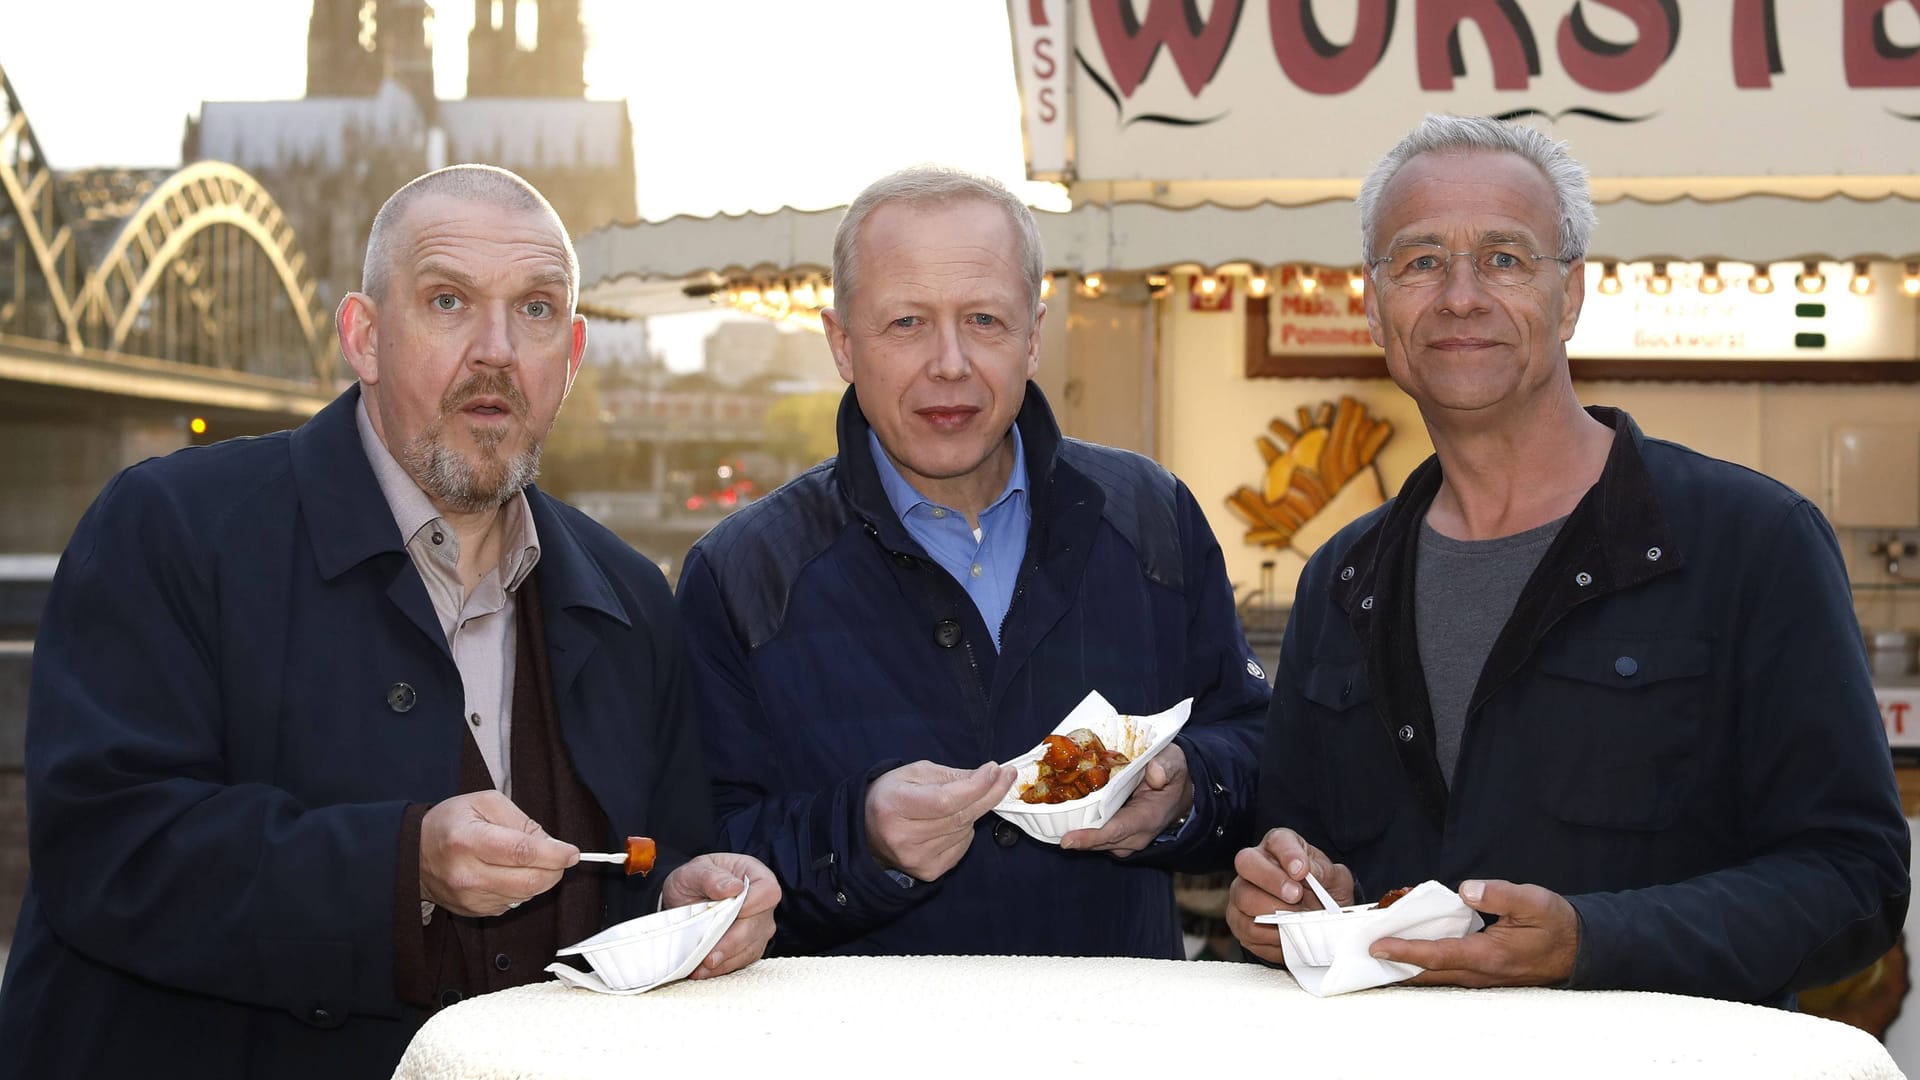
top-left (931, 508), bottom-right (947, 519)
top-left (933, 620), bottom-right (963, 648)
top-left (493, 953), bottom-right (512, 972)
top-left (1397, 725), bottom-right (1415, 743)
top-left (1615, 656), bottom-right (1639, 677)
top-left (970, 564), bottom-right (982, 578)
top-left (834, 891), bottom-right (849, 906)
top-left (431, 531), bottom-right (445, 545)
top-left (992, 820), bottom-right (1019, 847)
top-left (438, 989), bottom-right (463, 1008)
top-left (1574, 571), bottom-right (1594, 587)
top-left (469, 712), bottom-right (482, 728)
top-left (387, 683), bottom-right (416, 713)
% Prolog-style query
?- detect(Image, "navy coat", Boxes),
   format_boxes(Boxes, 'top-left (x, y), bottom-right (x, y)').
top-left (1261, 408), bottom-right (1909, 1004)
top-left (0, 387), bottom-right (712, 1079)
top-left (677, 386), bottom-right (1268, 957)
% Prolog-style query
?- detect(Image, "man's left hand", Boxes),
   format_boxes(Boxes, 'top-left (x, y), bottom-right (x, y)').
top-left (1060, 743), bottom-right (1192, 858)
top-left (659, 853), bottom-right (781, 979)
top-left (1370, 879), bottom-right (1578, 988)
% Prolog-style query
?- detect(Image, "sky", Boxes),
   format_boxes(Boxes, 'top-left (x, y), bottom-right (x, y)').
top-left (0, 0), bottom-right (1061, 367)
top-left (0, 0), bottom-right (1062, 220)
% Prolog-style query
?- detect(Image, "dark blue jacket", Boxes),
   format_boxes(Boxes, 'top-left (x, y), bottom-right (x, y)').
top-left (677, 385), bottom-right (1268, 957)
top-left (0, 387), bottom-right (713, 1080)
top-left (1259, 407), bottom-right (1910, 1004)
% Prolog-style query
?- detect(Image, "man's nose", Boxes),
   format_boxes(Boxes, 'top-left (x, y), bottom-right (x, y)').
top-left (468, 303), bottom-right (514, 367)
top-left (928, 320), bottom-right (970, 380)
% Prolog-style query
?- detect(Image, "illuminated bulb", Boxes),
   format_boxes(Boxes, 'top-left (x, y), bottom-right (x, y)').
top-left (1850, 261), bottom-right (1873, 295)
top-left (1748, 267), bottom-right (1774, 294)
top-left (1297, 270), bottom-right (1318, 295)
top-left (1647, 262), bottom-right (1672, 296)
top-left (1078, 272), bottom-right (1105, 299)
top-left (765, 281), bottom-right (790, 308)
top-left (1146, 272), bottom-right (1172, 297)
top-left (1348, 271), bottom-right (1365, 297)
top-left (1599, 261), bottom-right (1622, 295)
top-left (1795, 261), bottom-right (1824, 294)
top-left (1246, 272), bottom-right (1270, 299)
top-left (1697, 261), bottom-right (1723, 295)
top-left (1197, 274), bottom-right (1221, 297)
top-left (1903, 263), bottom-right (1920, 297)
top-left (792, 280), bottom-right (817, 308)
top-left (189, 417), bottom-right (208, 436)
top-left (1039, 273), bottom-right (1054, 300)
top-left (740, 286), bottom-right (762, 306)
top-left (819, 284), bottom-right (834, 309)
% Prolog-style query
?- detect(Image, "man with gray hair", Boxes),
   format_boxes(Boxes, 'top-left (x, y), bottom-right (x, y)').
top-left (676, 165), bottom-right (1268, 956)
top-left (0, 164), bottom-right (776, 1079)
top-left (1227, 116), bottom-right (1908, 1003)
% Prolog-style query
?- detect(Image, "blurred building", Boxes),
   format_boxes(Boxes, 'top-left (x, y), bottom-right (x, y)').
top-left (183, 0), bottom-right (635, 303)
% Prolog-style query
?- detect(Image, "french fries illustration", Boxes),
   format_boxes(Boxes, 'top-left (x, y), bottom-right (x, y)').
top-left (1227, 396), bottom-right (1392, 554)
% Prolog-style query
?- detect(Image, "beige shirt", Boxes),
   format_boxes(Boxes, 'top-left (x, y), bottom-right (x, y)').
top-left (357, 398), bottom-right (541, 795)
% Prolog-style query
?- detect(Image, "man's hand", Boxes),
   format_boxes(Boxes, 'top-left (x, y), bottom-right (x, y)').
top-left (660, 853), bottom-right (781, 979)
top-left (419, 791), bottom-right (579, 917)
top-left (1225, 827), bottom-right (1356, 965)
top-left (1371, 879), bottom-right (1579, 987)
top-left (1060, 743), bottom-right (1193, 857)
top-left (865, 761), bottom-right (1015, 882)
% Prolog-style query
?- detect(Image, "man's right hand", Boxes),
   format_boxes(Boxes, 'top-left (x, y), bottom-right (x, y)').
top-left (864, 761), bottom-right (1015, 882)
top-left (420, 790), bottom-right (580, 917)
top-left (1226, 827), bottom-right (1357, 965)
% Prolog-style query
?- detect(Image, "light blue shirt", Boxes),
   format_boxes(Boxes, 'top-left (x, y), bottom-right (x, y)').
top-left (869, 426), bottom-right (1031, 650)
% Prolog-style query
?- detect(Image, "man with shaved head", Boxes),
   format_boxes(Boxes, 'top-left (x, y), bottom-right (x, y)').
top-left (0, 165), bottom-right (777, 1079)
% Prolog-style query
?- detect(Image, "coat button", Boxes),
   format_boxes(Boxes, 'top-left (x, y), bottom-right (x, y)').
top-left (834, 891), bottom-right (849, 906)
top-left (1211, 781), bottom-right (1226, 796)
top-left (1615, 656), bottom-right (1639, 677)
top-left (1340, 679), bottom-right (1352, 702)
top-left (438, 989), bottom-right (462, 1008)
top-left (992, 820), bottom-right (1019, 847)
top-left (1646, 546), bottom-right (1662, 562)
top-left (1574, 572), bottom-right (1593, 587)
top-left (1360, 596), bottom-right (1374, 611)
top-left (1397, 725), bottom-right (1415, 743)
top-left (933, 620), bottom-right (963, 648)
top-left (893, 553), bottom-right (916, 568)
top-left (308, 1007), bottom-right (334, 1025)
top-left (493, 953), bottom-right (512, 972)
top-left (387, 683), bottom-right (416, 713)
top-left (1340, 566), bottom-right (1355, 580)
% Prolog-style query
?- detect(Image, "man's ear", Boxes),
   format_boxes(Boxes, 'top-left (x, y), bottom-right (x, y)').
top-left (338, 292), bottom-right (380, 385)
top-left (1558, 258), bottom-right (1586, 343)
top-left (1026, 301), bottom-right (1045, 379)
top-left (566, 313), bottom-right (588, 394)
top-left (822, 306), bottom-right (855, 384)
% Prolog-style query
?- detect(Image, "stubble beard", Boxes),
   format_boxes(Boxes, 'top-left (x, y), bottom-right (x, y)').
top-left (401, 373), bottom-right (543, 513)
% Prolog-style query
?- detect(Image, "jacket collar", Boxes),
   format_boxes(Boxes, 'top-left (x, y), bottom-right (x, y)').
top-left (1328, 406), bottom-right (1683, 622)
top-left (834, 380), bottom-right (1065, 553)
top-left (290, 384), bottom-right (628, 630)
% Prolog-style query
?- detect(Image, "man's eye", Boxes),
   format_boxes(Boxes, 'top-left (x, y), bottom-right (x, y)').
top-left (1406, 254), bottom-right (1441, 272)
top-left (1485, 250), bottom-right (1523, 270)
top-left (525, 300), bottom-right (551, 318)
top-left (966, 313), bottom-right (999, 327)
top-left (891, 316), bottom-right (919, 329)
top-left (431, 294), bottom-right (462, 311)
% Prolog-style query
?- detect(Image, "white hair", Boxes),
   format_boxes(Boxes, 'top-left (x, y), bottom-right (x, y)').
top-left (1357, 114), bottom-right (1597, 262)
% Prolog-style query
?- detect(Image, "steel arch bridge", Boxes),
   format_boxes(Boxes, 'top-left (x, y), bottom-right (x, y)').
top-left (1, 61), bottom-right (332, 388)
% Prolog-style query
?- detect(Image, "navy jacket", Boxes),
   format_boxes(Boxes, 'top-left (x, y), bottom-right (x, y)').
top-left (1259, 407), bottom-right (1910, 1004)
top-left (0, 387), bottom-right (713, 1080)
top-left (677, 385), bottom-right (1268, 957)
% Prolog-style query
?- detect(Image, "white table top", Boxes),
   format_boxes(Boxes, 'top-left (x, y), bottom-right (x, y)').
top-left (392, 955), bottom-right (1900, 1080)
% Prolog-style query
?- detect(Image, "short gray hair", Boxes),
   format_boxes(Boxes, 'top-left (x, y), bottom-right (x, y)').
top-left (831, 166), bottom-right (1044, 316)
top-left (1357, 115), bottom-right (1597, 263)
top-left (362, 163), bottom-right (578, 305)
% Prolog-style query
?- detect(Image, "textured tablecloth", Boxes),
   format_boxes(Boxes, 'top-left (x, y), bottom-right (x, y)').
top-left (391, 955), bottom-right (1902, 1079)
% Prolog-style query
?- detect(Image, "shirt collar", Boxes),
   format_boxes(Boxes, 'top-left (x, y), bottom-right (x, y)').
top-left (867, 424), bottom-right (1027, 524)
top-left (354, 395), bottom-right (542, 589)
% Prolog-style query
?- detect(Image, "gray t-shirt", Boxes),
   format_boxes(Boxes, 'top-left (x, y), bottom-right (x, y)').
top-left (1415, 515), bottom-right (1566, 786)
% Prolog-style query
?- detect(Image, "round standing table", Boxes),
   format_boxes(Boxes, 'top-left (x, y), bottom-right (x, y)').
top-left (392, 955), bottom-right (1900, 1079)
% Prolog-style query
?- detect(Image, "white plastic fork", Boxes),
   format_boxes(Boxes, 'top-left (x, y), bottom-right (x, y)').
top-left (1304, 871), bottom-right (1342, 912)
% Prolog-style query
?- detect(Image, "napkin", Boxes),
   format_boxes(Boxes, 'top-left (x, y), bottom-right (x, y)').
top-left (1263, 880), bottom-right (1485, 997)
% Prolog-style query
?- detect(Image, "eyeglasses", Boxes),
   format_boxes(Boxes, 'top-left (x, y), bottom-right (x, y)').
top-left (1368, 243), bottom-right (1574, 289)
